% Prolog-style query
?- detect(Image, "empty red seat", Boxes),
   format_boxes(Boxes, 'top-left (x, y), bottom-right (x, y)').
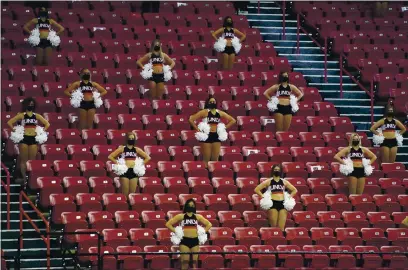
top-left (115, 211), bottom-right (141, 230)
top-left (325, 194), bottom-right (351, 212)
top-left (276, 245), bottom-right (303, 268)
top-left (204, 194), bottom-right (229, 212)
top-left (223, 245), bottom-right (250, 268)
top-left (129, 228), bottom-right (156, 248)
top-left (144, 245), bottom-right (171, 269)
top-left (342, 211), bottom-right (370, 230)
top-left (317, 211), bottom-right (344, 229)
top-left (102, 193), bottom-right (128, 214)
top-left (116, 245), bottom-right (144, 270)
top-left (49, 194), bottom-right (76, 224)
top-left (303, 245), bottom-right (330, 268)
top-left (218, 211), bottom-right (244, 229)
top-left (381, 163), bottom-right (408, 178)
top-left (128, 193), bottom-right (154, 214)
top-left (292, 211), bottom-right (319, 229)
top-left (290, 147), bottom-right (317, 162)
top-left (276, 132), bottom-right (300, 147)
top-left (355, 246), bottom-right (382, 269)
top-left (27, 160), bottom-right (54, 189)
top-left (285, 227), bottom-right (312, 246)
top-left (141, 211), bottom-right (166, 231)
top-left (301, 194), bottom-right (326, 213)
top-left (335, 227), bottom-right (363, 247)
top-left (373, 194), bottom-right (401, 214)
top-left (259, 227), bottom-right (286, 247)
top-left (283, 162), bottom-right (308, 179)
top-left (386, 228), bottom-right (408, 248)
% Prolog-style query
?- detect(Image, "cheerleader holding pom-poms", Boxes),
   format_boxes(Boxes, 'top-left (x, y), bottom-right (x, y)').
top-left (189, 97), bottom-right (236, 167)
top-left (23, 7), bottom-right (64, 66)
top-left (254, 164), bottom-right (298, 231)
top-left (370, 104), bottom-right (406, 164)
top-left (334, 134), bottom-right (377, 195)
top-left (7, 97), bottom-right (50, 183)
top-left (264, 72), bottom-right (304, 132)
top-left (64, 68), bottom-right (107, 131)
top-left (212, 16), bottom-right (246, 70)
top-left (166, 199), bottom-right (212, 270)
top-left (136, 39), bottom-right (176, 100)
top-left (108, 132), bottom-right (151, 197)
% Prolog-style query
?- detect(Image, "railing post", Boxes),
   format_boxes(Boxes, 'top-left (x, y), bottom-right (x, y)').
top-left (324, 37), bottom-right (328, 83)
top-left (282, 0), bottom-right (286, 40)
top-left (296, 14), bottom-right (300, 54)
top-left (257, 1), bottom-right (260, 14)
top-left (19, 192), bottom-right (23, 249)
top-left (1, 162), bottom-right (11, 229)
top-left (340, 55), bottom-right (343, 98)
top-left (371, 79), bottom-right (374, 125)
top-left (98, 234), bottom-right (102, 270)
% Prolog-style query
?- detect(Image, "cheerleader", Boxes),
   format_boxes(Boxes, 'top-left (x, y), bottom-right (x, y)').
top-left (7, 97), bottom-right (50, 182)
top-left (165, 199), bottom-right (212, 270)
top-left (136, 39), bottom-right (175, 100)
top-left (264, 71), bottom-right (304, 132)
top-left (212, 16), bottom-right (246, 70)
top-left (254, 164), bottom-right (297, 231)
top-left (23, 7), bottom-right (64, 66)
top-left (108, 132), bottom-right (151, 196)
top-left (334, 134), bottom-right (377, 195)
top-left (370, 104), bottom-right (406, 163)
top-left (64, 68), bottom-right (107, 130)
top-left (188, 97), bottom-right (236, 167)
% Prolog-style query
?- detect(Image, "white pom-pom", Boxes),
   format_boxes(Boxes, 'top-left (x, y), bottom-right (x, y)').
top-left (93, 91), bottom-right (103, 108)
top-left (47, 30), bottom-right (61, 47)
top-left (112, 158), bottom-right (128, 176)
top-left (362, 158), bottom-right (373, 177)
top-left (216, 123), bottom-right (228, 142)
top-left (260, 190), bottom-right (273, 210)
top-left (283, 192), bottom-right (296, 211)
top-left (70, 89), bottom-right (84, 108)
top-left (140, 63), bottom-right (153, 80)
top-left (170, 226), bottom-right (184, 245)
top-left (231, 37), bottom-right (242, 54)
top-left (10, 125), bottom-right (25, 144)
top-left (132, 157), bottom-right (146, 177)
top-left (35, 126), bottom-right (48, 144)
top-left (339, 158), bottom-right (354, 176)
top-left (396, 132), bottom-right (404, 147)
top-left (163, 65), bottom-right (172, 82)
top-left (214, 37), bottom-right (227, 52)
top-left (267, 96), bottom-right (279, 112)
top-left (28, 28), bottom-right (40, 47)
top-left (290, 95), bottom-right (299, 113)
top-left (197, 225), bottom-right (208, 245)
top-left (372, 129), bottom-right (385, 146)
top-left (195, 121), bottom-right (211, 142)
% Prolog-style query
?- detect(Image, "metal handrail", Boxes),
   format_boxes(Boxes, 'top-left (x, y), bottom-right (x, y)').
top-left (19, 191), bottom-right (50, 269)
top-left (1, 162), bottom-right (11, 230)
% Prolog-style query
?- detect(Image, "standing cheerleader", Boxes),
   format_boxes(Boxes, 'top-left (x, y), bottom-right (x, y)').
top-left (254, 164), bottom-right (297, 231)
top-left (166, 199), bottom-right (212, 270)
top-left (136, 39), bottom-right (175, 100)
top-left (212, 16), bottom-right (246, 70)
top-left (64, 68), bottom-right (108, 130)
top-left (108, 132), bottom-right (151, 197)
top-left (264, 71), bottom-right (304, 132)
top-left (370, 104), bottom-right (406, 163)
top-left (188, 97), bottom-right (236, 167)
top-left (23, 7), bottom-right (64, 66)
top-left (7, 97), bottom-right (50, 182)
top-left (334, 134), bottom-right (377, 195)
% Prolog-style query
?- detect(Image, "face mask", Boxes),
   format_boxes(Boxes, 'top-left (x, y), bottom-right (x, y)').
top-left (281, 76), bottom-right (289, 82)
top-left (273, 171), bottom-right (281, 177)
top-left (208, 103), bottom-right (216, 109)
top-left (185, 205), bottom-right (196, 213)
top-left (387, 111), bottom-right (394, 117)
top-left (127, 139), bottom-right (135, 145)
top-left (39, 11), bottom-right (48, 18)
top-left (154, 45), bottom-right (160, 51)
top-left (226, 21), bottom-right (232, 27)
top-left (27, 105), bottom-right (35, 111)
top-left (352, 140), bottom-right (359, 146)
top-left (82, 73), bottom-right (91, 81)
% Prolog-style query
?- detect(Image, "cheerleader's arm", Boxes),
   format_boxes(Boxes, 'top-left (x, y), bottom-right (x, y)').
top-left (290, 84), bottom-right (304, 101)
top-left (219, 111), bottom-right (236, 129)
top-left (23, 18), bottom-right (37, 34)
top-left (7, 113), bottom-right (23, 129)
top-left (283, 179), bottom-right (297, 198)
top-left (362, 147), bottom-right (377, 165)
top-left (165, 214), bottom-right (184, 233)
top-left (254, 179), bottom-right (271, 198)
top-left (211, 28), bottom-right (224, 41)
top-left (234, 28), bottom-right (246, 42)
top-left (92, 82), bottom-right (108, 97)
top-left (64, 81), bottom-right (80, 97)
top-left (264, 84), bottom-right (278, 100)
top-left (196, 214), bottom-right (212, 232)
top-left (136, 53), bottom-right (151, 69)
top-left (189, 110), bottom-right (207, 131)
top-left (136, 147), bottom-right (151, 164)
top-left (50, 19), bottom-right (64, 35)
top-left (334, 147), bottom-right (350, 165)
top-left (369, 119), bottom-right (384, 135)
top-left (36, 114), bottom-right (50, 131)
top-left (396, 119), bottom-right (406, 135)
top-left (163, 53), bottom-right (175, 69)
top-left (108, 146), bottom-right (124, 164)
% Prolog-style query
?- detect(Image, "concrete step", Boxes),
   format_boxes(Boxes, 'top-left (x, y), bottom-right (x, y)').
top-left (276, 46), bottom-right (323, 55)
top-left (294, 67), bottom-right (341, 76)
top-left (287, 60), bottom-right (339, 69)
top-left (262, 32), bottom-right (313, 41)
top-left (335, 105), bottom-right (384, 115)
top-left (1, 218), bottom-right (47, 230)
top-left (319, 90), bottom-right (369, 99)
top-left (249, 19), bottom-right (297, 27)
top-left (247, 6), bottom-right (287, 15)
top-left (1, 228), bottom-right (48, 239)
top-left (302, 74), bottom-right (354, 84)
top-left (325, 98), bottom-right (372, 106)
top-left (2, 237), bottom-right (58, 250)
top-left (1, 210), bottom-right (38, 221)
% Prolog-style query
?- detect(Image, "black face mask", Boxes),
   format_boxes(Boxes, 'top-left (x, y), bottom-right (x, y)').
top-left (39, 11), bottom-right (48, 18)
top-left (273, 171), bottom-right (281, 177)
top-left (185, 206), bottom-right (196, 213)
top-left (82, 73), bottom-right (91, 81)
top-left (154, 45), bottom-right (160, 51)
top-left (207, 103), bottom-right (217, 109)
top-left (281, 76), bottom-right (289, 83)
top-left (27, 105), bottom-right (35, 112)
top-left (127, 139), bottom-right (135, 145)
top-left (226, 21), bottom-right (233, 27)
top-left (387, 111), bottom-right (394, 117)
top-left (352, 140), bottom-right (359, 146)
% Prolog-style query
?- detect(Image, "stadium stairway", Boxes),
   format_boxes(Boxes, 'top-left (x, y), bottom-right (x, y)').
top-left (242, 1), bottom-right (407, 165)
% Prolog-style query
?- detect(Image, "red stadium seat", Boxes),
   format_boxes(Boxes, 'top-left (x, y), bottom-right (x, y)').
top-left (373, 194), bottom-right (401, 214)
top-left (316, 211), bottom-right (344, 229)
top-left (115, 211), bottom-right (141, 230)
top-left (335, 227), bottom-right (363, 247)
top-left (223, 245), bottom-right (250, 268)
top-left (292, 211), bottom-right (319, 229)
top-left (342, 211), bottom-right (369, 230)
top-left (63, 176), bottom-right (89, 197)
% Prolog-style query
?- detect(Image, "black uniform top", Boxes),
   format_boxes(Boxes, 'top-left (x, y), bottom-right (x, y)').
top-left (121, 146), bottom-right (137, 160)
top-left (36, 18), bottom-right (51, 31)
top-left (223, 27), bottom-right (235, 39)
top-left (181, 213), bottom-right (198, 228)
top-left (79, 81), bottom-right (94, 95)
top-left (277, 84), bottom-right (292, 98)
top-left (22, 113), bottom-right (38, 128)
top-left (382, 118), bottom-right (397, 132)
top-left (349, 147), bottom-right (364, 161)
top-left (150, 53), bottom-right (164, 65)
top-left (270, 178), bottom-right (285, 193)
top-left (207, 110), bottom-right (221, 124)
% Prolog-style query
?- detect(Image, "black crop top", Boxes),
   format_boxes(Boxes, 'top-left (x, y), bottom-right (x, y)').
top-left (223, 27), bottom-right (235, 39)
top-left (121, 146), bottom-right (137, 160)
top-left (382, 118), bottom-right (397, 132)
top-left (22, 113), bottom-right (38, 127)
top-left (349, 147), bottom-right (364, 161)
top-left (207, 110), bottom-right (221, 124)
top-left (36, 18), bottom-right (51, 31)
top-left (277, 84), bottom-right (292, 98)
top-left (79, 81), bottom-right (94, 94)
top-left (270, 178), bottom-right (285, 193)
top-left (150, 53), bottom-right (164, 65)
top-left (181, 213), bottom-right (198, 227)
